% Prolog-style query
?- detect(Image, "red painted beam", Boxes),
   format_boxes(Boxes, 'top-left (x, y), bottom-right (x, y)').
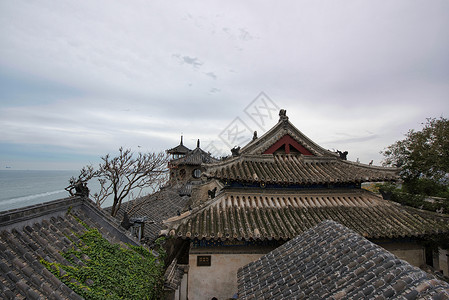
top-left (263, 134), bottom-right (313, 155)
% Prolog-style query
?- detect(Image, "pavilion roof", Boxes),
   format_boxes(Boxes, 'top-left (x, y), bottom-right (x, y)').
top-left (167, 144), bottom-right (190, 155)
top-left (171, 147), bottom-right (219, 166)
top-left (167, 136), bottom-right (190, 155)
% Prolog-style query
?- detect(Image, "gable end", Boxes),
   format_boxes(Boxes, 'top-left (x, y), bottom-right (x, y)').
top-left (263, 134), bottom-right (313, 155)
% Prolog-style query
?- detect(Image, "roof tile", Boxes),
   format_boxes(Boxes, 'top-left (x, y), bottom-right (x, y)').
top-left (0, 197), bottom-right (143, 299)
top-left (237, 220), bottom-right (449, 299)
top-left (109, 187), bottom-right (190, 243)
top-left (206, 155), bottom-right (398, 185)
top-left (164, 189), bottom-right (449, 240)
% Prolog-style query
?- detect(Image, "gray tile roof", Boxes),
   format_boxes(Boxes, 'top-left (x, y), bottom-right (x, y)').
top-left (171, 146), bottom-right (219, 166)
top-left (163, 188), bottom-right (449, 240)
top-left (237, 220), bottom-right (449, 300)
top-left (205, 154), bottom-right (398, 185)
top-left (110, 187), bottom-right (190, 243)
top-left (0, 196), bottom-right (140, 300)
top-left (167, 138), bottom-right (191, 155)
top-left (179, 183), bottom-right (193, 196)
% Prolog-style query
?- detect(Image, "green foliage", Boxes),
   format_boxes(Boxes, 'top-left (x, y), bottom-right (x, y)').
top-left (403, 178), bottom-right (449, 198)
top-left (382, 117), bottom-right (449, 185)
top-left (376, 182), bottom-right (449, 214)
top-left (41, 227), bottom-right (165, 299)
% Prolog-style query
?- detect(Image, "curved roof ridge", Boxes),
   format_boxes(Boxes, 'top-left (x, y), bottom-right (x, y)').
top-left (240, 115), bottom-right (337, 157)
top-left (203, 153), bottom-right (399, 184)
top-left (339, 158), bottom-right (399, 171)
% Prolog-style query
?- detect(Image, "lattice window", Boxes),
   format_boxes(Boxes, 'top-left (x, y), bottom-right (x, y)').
top-left (197, 255), bottom-right (211, 266)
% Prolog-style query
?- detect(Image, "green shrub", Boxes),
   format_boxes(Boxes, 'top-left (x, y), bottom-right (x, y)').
top-left (41, 227), bottom-right (165, 300)
top-left (376, 182), bottom-right (449, 214)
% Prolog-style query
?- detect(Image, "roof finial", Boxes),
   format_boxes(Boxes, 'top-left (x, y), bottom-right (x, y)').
top-left (180, 135), bottom-right (183, 145)
top-left (197, 139), bottom-right (200, 148)
top-left (279, 109), bottom-right (288, 122)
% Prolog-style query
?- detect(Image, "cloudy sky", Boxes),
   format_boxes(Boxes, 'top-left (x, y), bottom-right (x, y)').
top-left (1, 1), bottom-right (448, 170)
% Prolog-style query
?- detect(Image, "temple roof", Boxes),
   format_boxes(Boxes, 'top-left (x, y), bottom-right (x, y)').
top-left (239, 111), bottom-right (337, 157)
top-left (162, 188), bottom-right (449, 241)
top-left (107, 187), bottom-right (190, 243)
top-left (0, 196), bottom-right (141, 299)
top-left (237, 220), bottom-right (449, 299)
top-left (204, 110), bottom-right (398, 185)
top-left (204, 154), bottom-right (398, 185)
top-left (161, 110), bottom-right (447, 242)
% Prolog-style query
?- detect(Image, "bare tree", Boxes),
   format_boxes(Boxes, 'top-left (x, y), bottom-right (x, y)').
top-left (65, 165), bottom-right (97, 197)
top-left (67, 148), bottom-right (169, 217)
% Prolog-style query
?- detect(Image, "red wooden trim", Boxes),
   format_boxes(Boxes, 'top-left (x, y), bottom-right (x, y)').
top-left (263, 134), bottom-right (313, 155)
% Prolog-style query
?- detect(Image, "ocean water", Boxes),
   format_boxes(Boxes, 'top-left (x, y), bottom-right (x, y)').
top-left (0, 170), bottom-right (155, 212)
top-left (0, 170), bottom-right (79, 212)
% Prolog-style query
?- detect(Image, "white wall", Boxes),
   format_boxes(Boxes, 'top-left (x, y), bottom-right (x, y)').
top-left (439, 248), bottom-right (449, 276)
top-left (380, 243), bottom-right (425, 267)
top-left (188, 253), bottom-right (263, 300)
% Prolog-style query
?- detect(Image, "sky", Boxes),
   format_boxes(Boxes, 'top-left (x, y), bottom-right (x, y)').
top-left (1, 1), bottom-right (448, 170)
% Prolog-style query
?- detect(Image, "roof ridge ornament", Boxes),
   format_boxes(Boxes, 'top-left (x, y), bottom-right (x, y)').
top-left (279, 109), bottom-right (288, 122)
top-left (336, 150), bottom-right (348, 160)
top-left (231, 146), bottom-right (241, 157)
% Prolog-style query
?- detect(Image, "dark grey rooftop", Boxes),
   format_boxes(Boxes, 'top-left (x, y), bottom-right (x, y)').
top-left (0, 196), bottom-right (140, 300)
top-left (167, 136), bottom-right (191, 155)
top-left (109, 187), bottom-right (190, 243)
top-left (170, 146), bottom-right (219, 166)
top-left (237, 220), bottom-right (449, 300)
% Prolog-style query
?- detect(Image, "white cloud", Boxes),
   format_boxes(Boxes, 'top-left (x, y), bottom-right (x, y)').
top-left (0, 0), bottom-right (448, 169)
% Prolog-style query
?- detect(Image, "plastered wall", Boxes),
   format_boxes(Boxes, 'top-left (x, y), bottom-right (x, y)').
top-left (188, 253), bottom-right (262, 300)
top-left (381, 243), bottom-right (425, 267)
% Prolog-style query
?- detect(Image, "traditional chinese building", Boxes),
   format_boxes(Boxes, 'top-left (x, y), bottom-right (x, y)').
top-left (162, 110), bottom-right (449, 299)
top-left (167, 138), bottom-right (219, 194)
top-left (167, 136), bottom-right (190, 160)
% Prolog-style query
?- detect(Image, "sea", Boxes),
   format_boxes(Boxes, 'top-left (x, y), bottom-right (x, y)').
top-left (0, 170), bottom-right (115, 212)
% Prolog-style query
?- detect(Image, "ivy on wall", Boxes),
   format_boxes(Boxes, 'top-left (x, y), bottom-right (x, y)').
top-left (41, 224), bottom-right (165, 299)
